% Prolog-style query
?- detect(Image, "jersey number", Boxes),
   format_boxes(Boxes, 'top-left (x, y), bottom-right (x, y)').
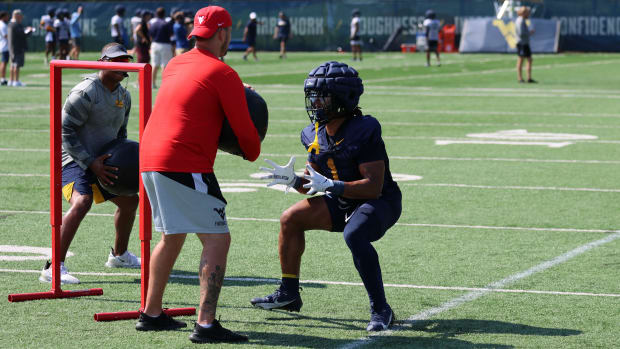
top-left (327, 157), bottom-right (339, 180)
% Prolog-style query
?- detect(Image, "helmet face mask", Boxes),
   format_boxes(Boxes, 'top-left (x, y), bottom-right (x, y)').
top-left (305, 90), bottom-right (336, 125)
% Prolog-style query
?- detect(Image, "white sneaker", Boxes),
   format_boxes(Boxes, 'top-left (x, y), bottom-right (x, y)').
top-left (39, 261), bottom-right (81, 284)
top-left (105, 249), bottom-right (141, 268)
top-left (13, 81), bottom-right (25, 87)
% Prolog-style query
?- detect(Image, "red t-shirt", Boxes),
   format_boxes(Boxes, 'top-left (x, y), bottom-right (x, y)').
top-left (140, 48), bottom-right (261, 173)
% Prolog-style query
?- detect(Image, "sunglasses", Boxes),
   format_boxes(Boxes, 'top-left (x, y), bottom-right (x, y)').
top-left (103, 57), bottom-right (132, 63)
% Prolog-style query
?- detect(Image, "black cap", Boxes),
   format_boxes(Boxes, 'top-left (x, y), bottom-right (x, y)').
top-left (100, 43), bottom-right (133, 61)
top-left (352, 8), bottom-right (360, 16)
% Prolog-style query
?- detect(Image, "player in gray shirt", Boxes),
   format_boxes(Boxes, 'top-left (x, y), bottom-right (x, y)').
top-left (515, 6), bottom-right (536, 83)
top-left (40, 43), bottom-right (141, 285)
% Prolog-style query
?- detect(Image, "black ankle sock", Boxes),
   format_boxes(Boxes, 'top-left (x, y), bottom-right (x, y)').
top-left (281, 277), bottom-right (299, 293)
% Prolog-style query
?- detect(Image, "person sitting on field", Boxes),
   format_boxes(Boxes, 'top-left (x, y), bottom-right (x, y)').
top-left (39, 43), bottom-right (140, 285)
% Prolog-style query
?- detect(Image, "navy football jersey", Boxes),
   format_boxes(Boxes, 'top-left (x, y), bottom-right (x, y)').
top-left (301, 115), bottom-right (400, 202)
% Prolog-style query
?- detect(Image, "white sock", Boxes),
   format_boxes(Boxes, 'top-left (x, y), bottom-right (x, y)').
top-left (198, 323), bottom-right (213, 329)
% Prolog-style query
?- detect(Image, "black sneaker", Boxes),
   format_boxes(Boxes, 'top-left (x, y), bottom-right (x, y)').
top-left (366, 304), bottom-right (395, 332)
top-left (135, 311), bottom-right (187, 331)
top-left (189, 320), bottom-right (248, 343)
top-left (250, 287), bottom-right (303, 312)
top-left (527, 79), bottom-right (538, 83)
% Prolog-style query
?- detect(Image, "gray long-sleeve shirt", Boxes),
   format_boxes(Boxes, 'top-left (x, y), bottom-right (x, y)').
top-left (61, 74), bottom-right (131, 169)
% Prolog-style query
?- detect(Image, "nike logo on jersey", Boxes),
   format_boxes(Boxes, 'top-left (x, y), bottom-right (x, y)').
top-left (335, 138), bottom-right (344, 145)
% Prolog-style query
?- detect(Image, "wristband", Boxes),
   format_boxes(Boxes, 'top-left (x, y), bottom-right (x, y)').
top-left (292, 176), bottom-right (303, 190)
top-left (330, 180), bottom-right (345, 196)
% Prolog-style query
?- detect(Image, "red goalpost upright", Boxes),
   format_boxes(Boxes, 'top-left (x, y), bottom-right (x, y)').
top-left (8, 60), bottom-right (195, 322)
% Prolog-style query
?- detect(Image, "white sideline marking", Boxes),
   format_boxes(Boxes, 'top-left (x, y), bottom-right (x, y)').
top-left (0, 268), bottom-right (618, 299)
top-left (403, 183), bottom-right (620, 193)
top-left (0, 209), bottom-right (617, 234)
top-left (340, 231), bottom-right (620, 348)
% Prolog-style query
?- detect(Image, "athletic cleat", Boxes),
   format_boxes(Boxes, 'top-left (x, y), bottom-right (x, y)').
top-left (250, 287), bottom-right (303, 312)
top-left (527, 79), bottom-right (538, 83)
top-left (135, 311), bottom-right (187, 331)
top-left (189, 320), bottom-right (248, 343)
top-left (105, 248), bottom-right (141, 268)
top-left (39, 260), bottom-right (81, 284)
top-left (366, 305), bottom-right (395, 332)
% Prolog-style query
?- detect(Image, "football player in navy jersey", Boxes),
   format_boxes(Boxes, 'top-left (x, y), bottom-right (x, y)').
top-left (251, 61), bottom-right (402, 332)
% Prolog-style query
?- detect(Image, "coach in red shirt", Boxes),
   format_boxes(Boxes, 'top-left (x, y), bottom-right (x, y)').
top-left (137, 6), bottom-right (260, 344)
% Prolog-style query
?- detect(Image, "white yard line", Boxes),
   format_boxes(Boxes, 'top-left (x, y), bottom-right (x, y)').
top-left (254, 152), bottom-right (620, 165)
top-left (402, 183), bottom-right (620, 193)
top-left (0, 209), bottom-right (617, 235)
top-left (340, 231), bottom-right (620, 348)
top-left (2, 174), bottom-right (618, 193)
top-left (0, 268), bottom-right (618, 298)
top-left (260, 89), bottom-right (620, 100)
top-left (269, 106), bottom-right (620, 119)
top-left (363, 59), bottom-right (620, 83)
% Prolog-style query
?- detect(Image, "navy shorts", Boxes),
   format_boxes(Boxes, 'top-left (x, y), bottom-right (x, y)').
top-left (427, 40), bottom-right (438, 52)
top-left (62, 161), bottom-right (116, 204)
top-left (517, 43), bottom-right (532, 58)
top-left (323, 192), bottom-right (402, 236)
top-left (246, 37), bottom-right (256, 47)
top-left (1, 51), bottom-right (8, 63)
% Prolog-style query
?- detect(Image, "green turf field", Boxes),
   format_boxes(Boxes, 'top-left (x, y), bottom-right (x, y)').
top-left (1, 51), bottom-right (619, 348)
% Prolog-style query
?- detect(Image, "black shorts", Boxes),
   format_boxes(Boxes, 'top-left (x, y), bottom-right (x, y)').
top-left (246, 37), bottom-right (256, 47)
top-left (517, 43), bottom-right (531, 58)
top-left (278, 35), bottom-right (288, 43)
top-left (427, 40), bottom-right (438, 52)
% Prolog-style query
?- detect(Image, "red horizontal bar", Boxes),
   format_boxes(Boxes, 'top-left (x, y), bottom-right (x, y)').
top-left (50, 60), bottom-right (148, 72)
top-left (93, 307), bottom-right (195, 322)
top-left (8, 288), bottom-right (103, 302)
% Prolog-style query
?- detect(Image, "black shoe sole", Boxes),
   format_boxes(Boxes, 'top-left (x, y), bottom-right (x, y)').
top-left (136, 322), bottom-right (187, 331)
top-left (189, 334), bottom-right (249, 343)
top-left (251, 297), bottom-right (303, 312)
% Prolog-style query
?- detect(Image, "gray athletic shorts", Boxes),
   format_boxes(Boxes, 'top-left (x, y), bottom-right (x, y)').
top-left (141, 171), bottom-right (229, 234)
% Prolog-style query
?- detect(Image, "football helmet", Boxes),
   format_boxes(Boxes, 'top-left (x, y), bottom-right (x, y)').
top-left (304, 61), bottom-right (364, 125)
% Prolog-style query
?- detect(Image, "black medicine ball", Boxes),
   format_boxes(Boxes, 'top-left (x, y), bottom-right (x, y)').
top-left (97, 138), bottom-right (139, 196)
top-left (218, 87), bottom-right (268, 157)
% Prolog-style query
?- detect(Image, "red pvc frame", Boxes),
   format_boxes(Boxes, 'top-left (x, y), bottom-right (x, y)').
top-left (7, 60), bottom-right (195, 321)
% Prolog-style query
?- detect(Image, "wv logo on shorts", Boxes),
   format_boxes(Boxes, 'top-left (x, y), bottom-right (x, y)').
top-left (213, 207), bottom-right (227, 226)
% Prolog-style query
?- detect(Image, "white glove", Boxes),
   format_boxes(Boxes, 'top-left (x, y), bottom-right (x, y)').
top-left (303, 164), bottom-right (334, 195)
top-left (259, 156), bottom-right (298, 191)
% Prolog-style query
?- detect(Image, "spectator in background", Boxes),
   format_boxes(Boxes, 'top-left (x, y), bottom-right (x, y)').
top-left (69, 6), bottom-right (83, 60)
top-left (134, 10), bottom-right (152, 64)
top-left (111, 5), bottom-right (127, 45)
top-left (40, 7), bottom-right (56, 65)
top-left (130, 8), bottom-right (142, 54)
top-left (423, 9), bottom-right (441, 67)
top-left (149, 7), bottom-right (175, 88)
top-left (173, 11), bottom-right (189, 55)
top-left (516, 6), bottom-right (536, 83)
top-left (350, 9), bottom-right (362, 61)
top-left (242, 12), bottom-right (260, 61)
top-left (8, 9), bottom-right (33, 87)
top-left (0, 11), bottom-right (9, 86)
top-left (273, 11), bottom-right (291, 59)
top-left (54, 9), bottom-right (71, 60)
